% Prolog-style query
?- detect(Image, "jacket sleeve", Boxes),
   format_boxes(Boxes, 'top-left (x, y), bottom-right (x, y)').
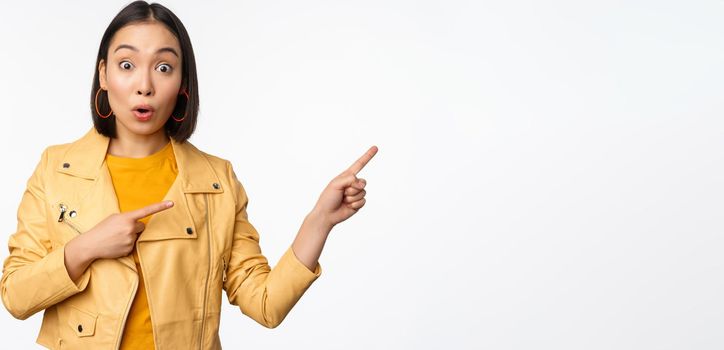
top-left (1, 147), bottom-right (91, 320)
top-left (223, 161), bottom-right (321, 328)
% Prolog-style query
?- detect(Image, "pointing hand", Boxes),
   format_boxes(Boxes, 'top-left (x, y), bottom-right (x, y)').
top-left (312, 146), bottom-right (378, 228)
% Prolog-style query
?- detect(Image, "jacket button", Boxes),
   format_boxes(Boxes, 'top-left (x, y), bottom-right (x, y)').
top-left (69, 210), bottom-right (77, 218)
top-left (186, 227), bottom-right (193, 235)
top-left (62, 163), bottom-right (70, 168)
top-left (212, 183), bottom-right (220, 189)
top-left (77, 324), bottom-right (83, 332)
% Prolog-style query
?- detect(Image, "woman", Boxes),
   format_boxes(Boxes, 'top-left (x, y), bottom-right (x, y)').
top-left (0, 2), bottom-right (377, 349)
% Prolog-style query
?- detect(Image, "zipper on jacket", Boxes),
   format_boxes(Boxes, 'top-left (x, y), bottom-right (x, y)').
top-left (58, 203), bottom-right (83, 234)
top-left (199, 193), bottom-right (212, 350)
top-left (114, 275), bottom-right (139, 350)
top-left (57, 204), bottom-right (67, 222)
top-left (134, 241), bottom-right (161, 348)
top-left (222, 257), bottom-right (227, 283)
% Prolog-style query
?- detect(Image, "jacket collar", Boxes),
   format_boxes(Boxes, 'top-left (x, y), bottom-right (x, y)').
top-left (51, 127), bottom-right (224, 268)
top-left (57, 126), bottom-right (223, 194)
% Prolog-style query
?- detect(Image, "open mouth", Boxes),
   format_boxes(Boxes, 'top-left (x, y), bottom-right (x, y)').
top-left (133, 106), bottom-right (154, 120)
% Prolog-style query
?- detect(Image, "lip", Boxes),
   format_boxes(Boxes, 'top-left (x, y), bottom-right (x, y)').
top-left (132, 104), bottom-right (155, 122)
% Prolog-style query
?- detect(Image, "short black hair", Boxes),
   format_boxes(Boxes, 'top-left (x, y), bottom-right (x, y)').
top-left (91, 1), bottom-right (199, 142)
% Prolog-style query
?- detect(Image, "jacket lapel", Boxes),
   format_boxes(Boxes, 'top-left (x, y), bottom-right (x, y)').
top-left (55, 127), bottom-right (224, 268)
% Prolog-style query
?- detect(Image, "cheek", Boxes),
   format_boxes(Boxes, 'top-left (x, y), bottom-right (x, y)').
top-left (157, 79), bottom-right (182, 110)
top-left (106, 75), bottom-right (132, 105)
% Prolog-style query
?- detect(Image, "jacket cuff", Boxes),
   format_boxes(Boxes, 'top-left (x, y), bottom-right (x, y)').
top-left (47, 244), bottom-right (92, 295)
top-left (279, 245), bottom-right (321, 283)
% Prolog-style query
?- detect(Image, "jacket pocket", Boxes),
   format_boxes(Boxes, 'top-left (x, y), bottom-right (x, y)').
top-left (65, 305), bottom-right (97, 337)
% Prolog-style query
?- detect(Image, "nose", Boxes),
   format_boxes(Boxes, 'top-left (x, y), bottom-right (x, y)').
top-left (137, 89), bottom-right (152, 96)
top-left (136, 72), bottom-right (154, 96)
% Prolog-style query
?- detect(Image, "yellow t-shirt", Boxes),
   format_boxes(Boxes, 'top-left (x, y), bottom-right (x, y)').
top-left (106, 140), bottom-right (177, 350)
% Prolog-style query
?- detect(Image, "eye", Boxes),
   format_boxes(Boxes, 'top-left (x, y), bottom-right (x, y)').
top-left (156, 64), bottom-right (173, 73)
top-left (119, 61), bottom-right (134, 70)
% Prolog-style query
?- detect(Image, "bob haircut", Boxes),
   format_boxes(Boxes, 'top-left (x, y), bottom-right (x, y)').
top-left (90, 1), bottom-right (199, 142)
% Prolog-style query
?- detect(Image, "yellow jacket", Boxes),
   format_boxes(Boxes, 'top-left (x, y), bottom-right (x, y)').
top-left (1, 127), bottom-right (322, 349)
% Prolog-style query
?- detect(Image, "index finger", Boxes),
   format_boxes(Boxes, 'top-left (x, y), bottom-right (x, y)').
top-left (126, 200), bottom-right (174, 221)
top-left (346, 146), bottom-right (378, 175)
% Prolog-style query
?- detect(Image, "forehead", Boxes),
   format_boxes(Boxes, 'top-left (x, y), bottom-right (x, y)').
top-left (109, 21), bottom-right (181, 54)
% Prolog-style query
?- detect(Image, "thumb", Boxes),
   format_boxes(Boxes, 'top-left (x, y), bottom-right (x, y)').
top-left (134, 221), bottom-right (146, 234)
top-left (330, 172), bottom-right (358, 190)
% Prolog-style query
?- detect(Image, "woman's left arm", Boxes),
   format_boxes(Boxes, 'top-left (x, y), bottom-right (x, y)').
top-left (291, 146), bottom-right (378, 271)
top-left (222, 146), bottom-right (377, 328)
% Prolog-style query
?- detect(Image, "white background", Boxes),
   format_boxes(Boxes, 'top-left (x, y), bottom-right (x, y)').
top-left (1, 1), bottom-right (723, 349)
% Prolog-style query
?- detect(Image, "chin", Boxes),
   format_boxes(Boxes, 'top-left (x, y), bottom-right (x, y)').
top-left (117, 118), bottom-right (167, 136)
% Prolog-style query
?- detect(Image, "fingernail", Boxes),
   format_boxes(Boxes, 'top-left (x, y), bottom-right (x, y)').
top-left (167, 201), bottom-right (174, 207)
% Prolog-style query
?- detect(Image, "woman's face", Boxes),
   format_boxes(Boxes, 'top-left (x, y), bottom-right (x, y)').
top-left (98, 21), bottom-right (183, 138)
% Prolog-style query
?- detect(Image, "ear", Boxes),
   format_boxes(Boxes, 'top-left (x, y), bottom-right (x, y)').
top-left (98, 59), bottom-right (107, 90)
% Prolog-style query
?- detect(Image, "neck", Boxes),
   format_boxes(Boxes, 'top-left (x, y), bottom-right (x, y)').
top-left (108, 127), bottom-right (170, 158)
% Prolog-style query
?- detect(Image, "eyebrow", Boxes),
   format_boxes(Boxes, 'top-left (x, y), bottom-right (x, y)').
top-left (113, 44), bottom-right (179, 57)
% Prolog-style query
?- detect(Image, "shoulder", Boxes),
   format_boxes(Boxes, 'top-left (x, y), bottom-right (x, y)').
top-left (187, 142), bottom-right (252, 197)
top-left (183, 142), bottom-right (245, 187)
top-left (32, 128), bottom-right (94, 170)
top-left (187, 144), bottom-right (249, 205)
top-left (43, 143), bottom-right (73, 160)
top-left (32, 142), bottom-right (74, 173)
top-left (183, 141), bottom-right (233, 173)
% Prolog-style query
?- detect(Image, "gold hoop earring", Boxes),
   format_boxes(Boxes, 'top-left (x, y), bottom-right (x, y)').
top-left (172, 89), bottom-right (189, 122)
top-left (95, 88), bottom-right (113, 119)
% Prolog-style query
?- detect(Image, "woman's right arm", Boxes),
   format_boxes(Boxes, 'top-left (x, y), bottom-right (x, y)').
top-left (0, 147), bottom-right (93, 320)
top-left (63, 234), bottom-right (97, 284)
top-left (62, 200), bottom-right (175, 282)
